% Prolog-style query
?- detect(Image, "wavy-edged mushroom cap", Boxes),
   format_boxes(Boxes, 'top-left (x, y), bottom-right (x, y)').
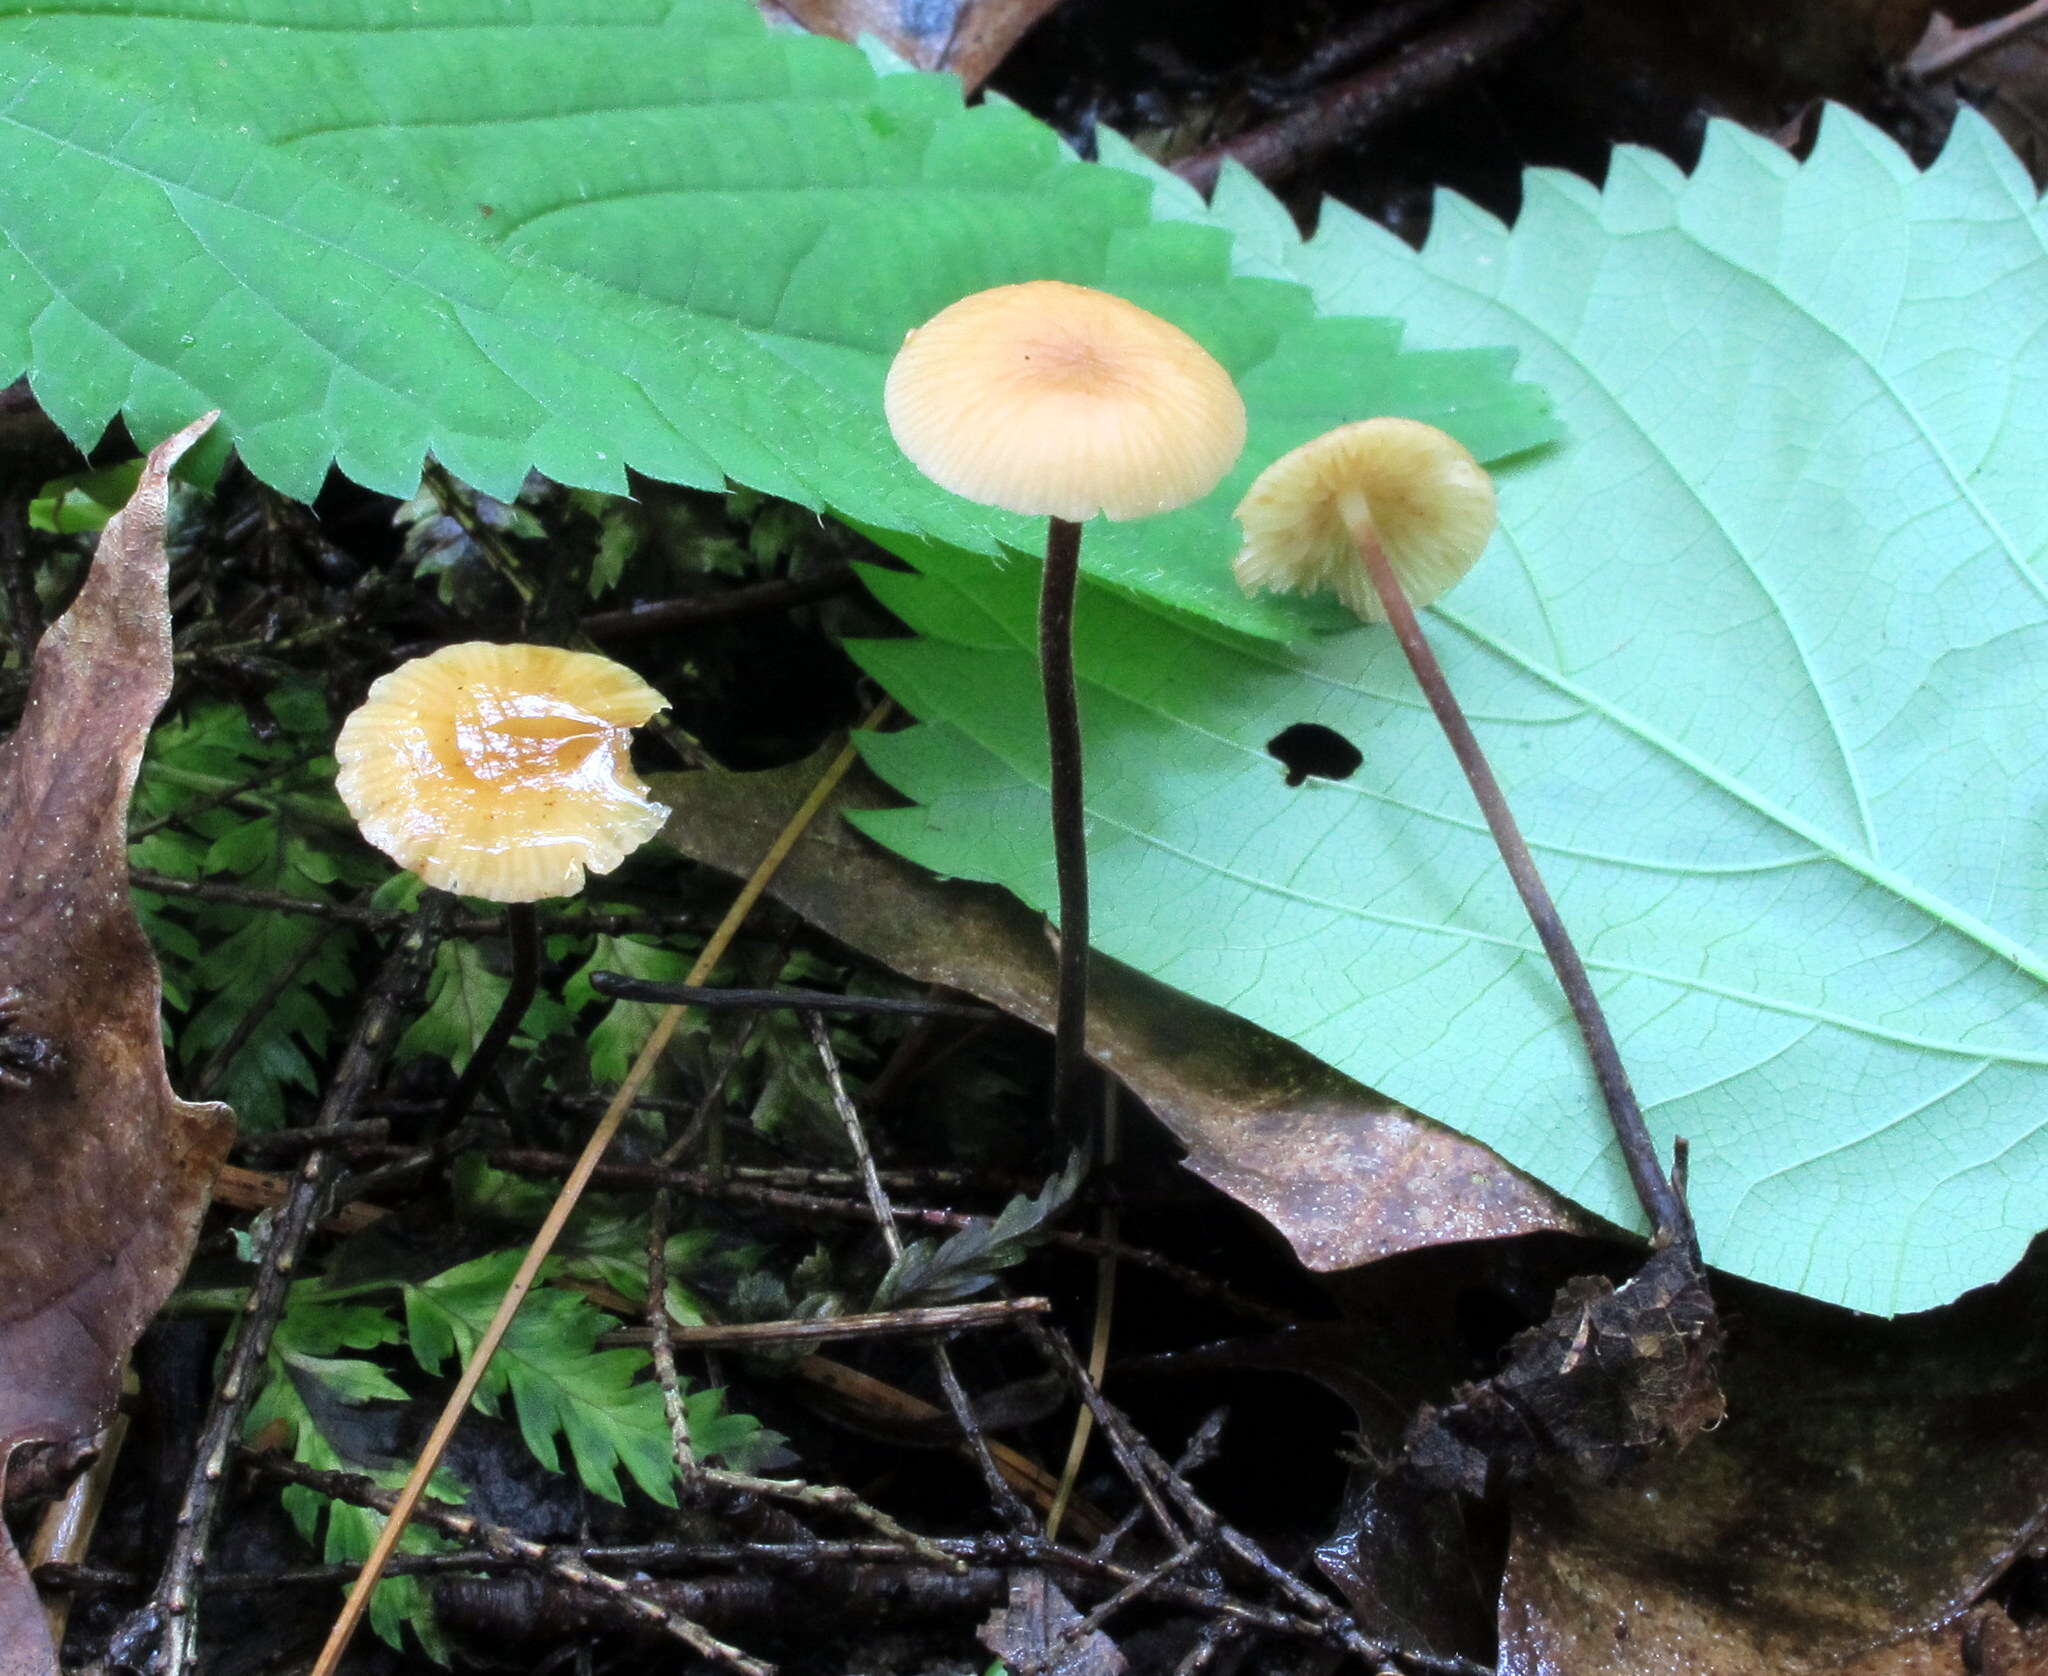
top-left (886, 280), bottom-right (1247, 523)
top-left (1233, 418), bottom-right (1497, 622)
top-left (336, 642), bottom-right (669, 904)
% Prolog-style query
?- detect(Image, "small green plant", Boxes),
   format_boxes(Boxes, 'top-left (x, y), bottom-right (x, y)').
top-left (240, 1235), bottom-right (778, 1656)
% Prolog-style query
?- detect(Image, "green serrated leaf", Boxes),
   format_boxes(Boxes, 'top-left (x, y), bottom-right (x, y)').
top-left (0, 0), bottom-right (1549, 637)
top-left (852, 108), bottom-right (2048, 1316)
top-left (876, 1153), bottom-right (1082, 1308)
top-left (407, 1251), bottom-right (707, 1504)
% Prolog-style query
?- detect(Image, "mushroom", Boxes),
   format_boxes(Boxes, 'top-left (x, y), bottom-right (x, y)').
top-left (1232, 417), bottom-right (1495, 622)
top-left (1233, 421), bottom-right (1692, 1251)
top-left (335, 640), bottom-right (669, 1123)
top-left (886, 280), bottom-right (1245, 1124)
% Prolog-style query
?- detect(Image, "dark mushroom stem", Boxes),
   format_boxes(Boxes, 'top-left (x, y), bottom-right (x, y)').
top-left (439, 899), bottom-right (541, 1131)
top-left (1351, 525), bottom-right (1695, 1253)
top-left (1039, 515), bottom-right (1090, 1130)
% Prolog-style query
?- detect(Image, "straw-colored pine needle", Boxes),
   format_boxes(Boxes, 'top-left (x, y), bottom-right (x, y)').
top-left (1045, 1084), bottom-right (1119, 1543)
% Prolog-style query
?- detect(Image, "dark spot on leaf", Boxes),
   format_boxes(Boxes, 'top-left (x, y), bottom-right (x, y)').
top-left (1267, 722), bottom-right (1362, 788)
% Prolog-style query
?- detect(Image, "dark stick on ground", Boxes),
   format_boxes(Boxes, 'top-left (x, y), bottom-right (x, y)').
top-left (106, 906), bottom-right (445, 1676)
top-left (1173, 0), bottom-right (1574, 194)
top-left (588, 974), bottom-right (1003, 1021)
top-left (645, 1156), bottom-right (699, 1470)
top-left (46, 1528), bottom-right (1327, 1640)
top-left (135, 871), bottom-right (724, 940)
top-left (247, 1455), bottom-right (772, 1675)
top-left (581, 567), bottom-right (861, 640)
top-left (1356, 533), bottom-right (1695, 1251)
top-left (1039, 516), bottom-right (1091, 1133)
top-left (438, 899), bottom-right (541, 1132)
top-left (1250, 0), bottom-right (1465, 99)
top-left (606, 1296), bottom-right (1050, 1351)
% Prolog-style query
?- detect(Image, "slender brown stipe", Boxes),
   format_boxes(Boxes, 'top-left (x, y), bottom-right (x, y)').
top-left (1351, 523), bottom-right (1693, 1250)
top-left (1039, 516), bottom-right (1089, 1132)
top-left (437, 900), bottom-right (540, 1131)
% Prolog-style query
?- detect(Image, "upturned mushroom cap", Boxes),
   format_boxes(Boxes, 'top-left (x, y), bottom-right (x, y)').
top-left (335, 642), bottom-right (669, 904)
top-left (885, 280), bottom-right (1247, 523)
top-left (1232, 418), bottom-right (1497, 622)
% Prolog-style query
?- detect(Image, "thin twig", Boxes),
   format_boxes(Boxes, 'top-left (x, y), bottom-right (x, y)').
top-left (646, 1174), bottom-right (698, 1471)
top-left (604, 1297), bottom-right (1051, 1351)
top-left (1173, 0), bottom-right (1571, 193)
top-left (804, 1009), bottom-right (902, 1263)
top-left (50, 1533), bottom-right (1332, 1642)
top-left (646, 1140), bottom-right (966, 1574)
top-left (580, 567), bottom-right (861, 640)
top-left (1018, 1417), bottom-right (1229, 1676)
top-left (1047, 1081), bottom-right (1117, 1543)
top-left (1249, 0), bottom-right (1462, 98)
top-left (132, 870), bottom-right (724, 940)
top-left (310, 710), bottom-right (888, 1676)
top-left (230, 1118), bottom-right (391, 1157)
top-left (1355, 528), bottom-right (1693, 1249)
top-left (1024, 1320), bottom-right (1184, 1554)
top-left (131, 871), bottom-right (408, 927)
top-left (589, 975), bottom-right (1002, 1021)
top-left (108, 908), bottom-right (444, 1676)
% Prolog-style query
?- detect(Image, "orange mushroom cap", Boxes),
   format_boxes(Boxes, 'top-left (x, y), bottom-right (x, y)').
top-left (1232, 418), bottom-right (1497, 622)
top-left (885, 280), bottom-right (1247, 523)
top-left (335, 642), bottom-right (669, 904)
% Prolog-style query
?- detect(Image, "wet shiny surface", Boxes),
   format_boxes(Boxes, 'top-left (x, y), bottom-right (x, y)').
top-left (335, 642), bottom-right (668, 903)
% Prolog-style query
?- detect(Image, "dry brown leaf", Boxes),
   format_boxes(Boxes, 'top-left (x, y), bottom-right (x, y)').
top-left (653, 753), bottom-right (1586, 1276)
top-left (1909, 6), bottom-right (2048, 184)
top-left (1495, 1260), bottom-right (2048, 1675)
top-left (766, 0), bottom-right (1067, 90)
top-left (0, 415), bottom-right (234, 1675)
top-left (1404, 1241), bottom-right (1723, 1500)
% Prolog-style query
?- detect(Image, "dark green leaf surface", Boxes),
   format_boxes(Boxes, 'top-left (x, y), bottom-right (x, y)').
top-left (0, 0), bottom-right (1550, 635)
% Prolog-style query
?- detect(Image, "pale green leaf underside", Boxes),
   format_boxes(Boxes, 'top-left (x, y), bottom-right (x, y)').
top-left (853, 108), bottom-right (2048, 1316)
top-left (0, 0), bottom-right (1550, 637)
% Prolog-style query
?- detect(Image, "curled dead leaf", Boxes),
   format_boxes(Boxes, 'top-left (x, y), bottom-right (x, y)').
top-left (0, 415), bottom-right (235, 1674)
top-left (1496, 1250), bottom-right (2048, 1674)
